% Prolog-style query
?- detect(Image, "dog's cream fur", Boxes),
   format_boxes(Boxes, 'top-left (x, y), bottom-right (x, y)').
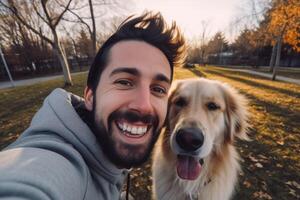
top-left (152, 78), bottom-right (249, 200)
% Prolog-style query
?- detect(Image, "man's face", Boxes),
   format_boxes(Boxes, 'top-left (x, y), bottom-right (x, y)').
top-left (85, 40), bottom-right (171, 168)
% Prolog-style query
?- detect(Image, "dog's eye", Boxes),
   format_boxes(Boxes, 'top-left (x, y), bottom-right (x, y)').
top-left (174, 97), bottom-right (187, 107)
top-left (206, 102), bottom-right (220, 111)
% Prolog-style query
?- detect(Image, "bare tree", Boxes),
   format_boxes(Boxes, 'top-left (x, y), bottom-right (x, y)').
top-left (230, 0), bottom-right (271, 65)
top-left (0, 0), bottom-right (73, 86)
top-left (61, 0), bottom-right (128, 57)
top-left (199, 20), bottom-right (210, 64)
top-left (186, 20), bottom-right (210, 65)
top-left (60, 0), bottom-right (97, 57)
top-left (0, 8), bottom-right (52, 73)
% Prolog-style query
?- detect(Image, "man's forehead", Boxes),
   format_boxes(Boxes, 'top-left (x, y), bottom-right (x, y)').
top-left (103, 40), bottom-right (171, 81)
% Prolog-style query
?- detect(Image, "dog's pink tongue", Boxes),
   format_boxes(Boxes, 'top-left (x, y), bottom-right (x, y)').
top-left (177, 155), bottom-right (201, 180)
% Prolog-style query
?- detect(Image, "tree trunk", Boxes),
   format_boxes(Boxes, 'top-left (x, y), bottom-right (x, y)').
top-left (272, 35), bottom-right (283, 81)
top-left (274, 36), bottom-right (282, 67)
top-left (53, 37), bottom-right (73, 86)
top-left (89, 0), bottom-right (96, 57)
top-left (200, 49), bottom-right (205, 65)
top-left (269, 43), bottom-right (277, 72)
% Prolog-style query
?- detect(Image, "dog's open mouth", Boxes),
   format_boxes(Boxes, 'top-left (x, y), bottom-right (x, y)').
top-left (176, 155), bottom-right (204, 180)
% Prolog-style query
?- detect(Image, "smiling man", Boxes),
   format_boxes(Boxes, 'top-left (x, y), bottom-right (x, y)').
top-left (0, 12), bottom-right (186, 200)
top-left (85, 40), bottom-right (172, 169)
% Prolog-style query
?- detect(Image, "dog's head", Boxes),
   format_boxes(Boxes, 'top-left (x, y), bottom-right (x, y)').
top-left (163, 78), bottom-right (249, 180)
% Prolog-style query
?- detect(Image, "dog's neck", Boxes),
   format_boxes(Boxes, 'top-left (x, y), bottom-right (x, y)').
top-left (186, 178), bottom-right (212, 200)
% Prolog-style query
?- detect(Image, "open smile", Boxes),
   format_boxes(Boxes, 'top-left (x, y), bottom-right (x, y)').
top-left (115, 120), bottom-right (151, 138)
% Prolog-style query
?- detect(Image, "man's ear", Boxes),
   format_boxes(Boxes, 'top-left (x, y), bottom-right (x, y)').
top-left (84, 86), bottom-right (94, 111)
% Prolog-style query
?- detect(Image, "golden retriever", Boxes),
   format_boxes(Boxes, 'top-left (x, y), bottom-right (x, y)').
top-left (152, 78), bottom-right (249, 200)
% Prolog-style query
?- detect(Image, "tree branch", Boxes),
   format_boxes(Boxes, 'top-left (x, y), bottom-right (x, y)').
top-left (31, 1), bottom-right (50, 27)
top-left (40, 0), bottom-right (54, 30)
top-left (53, 0), bottom-right (73, 28)
top-left (0, 1), bottom-right (53, 45)
top-left (63, 8), bottom-right (92, 36)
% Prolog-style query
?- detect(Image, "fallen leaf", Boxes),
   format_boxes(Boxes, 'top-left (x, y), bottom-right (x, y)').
top-left (258, 154), bottom-right (268, 160)
top-left (289, 188), bottom-right (296, 197)
top-left (276, 163), bottom-right (283, 168)
top-left (255, 163), bottom-right (263, 168)
top-left (276, 141), bottom-right (284, 145)
top-left (243, 181), bottom-right (252, 188)
top-left (249, 155), bottom-right (259, 162)
top-left (253, 191), bottom-right (272, 199)
top-left (286, 181), bottom-right (300, 189)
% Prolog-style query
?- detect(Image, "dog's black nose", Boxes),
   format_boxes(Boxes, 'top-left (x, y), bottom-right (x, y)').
top-left (176, 128), bottom-right (204, 152)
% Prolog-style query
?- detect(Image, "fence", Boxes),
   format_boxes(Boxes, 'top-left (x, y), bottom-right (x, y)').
top-left (0, 54), bottom-right (93, 81)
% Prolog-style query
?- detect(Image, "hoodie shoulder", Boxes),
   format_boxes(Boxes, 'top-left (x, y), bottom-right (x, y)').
top-left (0, 147), bottom-right (88, 200)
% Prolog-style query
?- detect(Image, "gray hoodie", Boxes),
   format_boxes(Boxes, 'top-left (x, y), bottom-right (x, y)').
top-left (0, 88), bottom-right (128, 200)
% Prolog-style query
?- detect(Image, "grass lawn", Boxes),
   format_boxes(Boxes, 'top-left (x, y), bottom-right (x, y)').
top-left (0, 66), bottom-right (299, 199)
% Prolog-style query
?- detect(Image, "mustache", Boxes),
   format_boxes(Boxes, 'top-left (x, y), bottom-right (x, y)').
top-left (109, 110), bottom-right (158, 125)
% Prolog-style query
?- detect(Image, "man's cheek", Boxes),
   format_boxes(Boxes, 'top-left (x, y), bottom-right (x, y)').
top-left (94, 112), bottom-right (107, 130)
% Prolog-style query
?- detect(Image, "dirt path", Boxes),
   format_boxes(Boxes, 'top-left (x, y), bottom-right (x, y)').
top-left (226, 68), bottom-right (300, 85)
top-left (0, 71), bottom-right (88, 89)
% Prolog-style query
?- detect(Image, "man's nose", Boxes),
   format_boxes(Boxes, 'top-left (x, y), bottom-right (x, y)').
top-left (129, 87), bottom-right (153, 114)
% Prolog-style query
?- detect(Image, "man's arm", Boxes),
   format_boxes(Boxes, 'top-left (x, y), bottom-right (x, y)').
top-left (0, 147), bottom-right (87, 200)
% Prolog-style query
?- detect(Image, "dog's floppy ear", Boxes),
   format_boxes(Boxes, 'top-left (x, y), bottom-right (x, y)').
top-left (168, 80), bottom-right (182, 105)
top-left (221, 83), bottom-right (249, 143)
top-left (163, 80), bottom-right (182, 129)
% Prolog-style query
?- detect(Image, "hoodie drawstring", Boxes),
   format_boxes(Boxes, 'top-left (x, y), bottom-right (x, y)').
top-left (126, 172), bottom-right (130, 200)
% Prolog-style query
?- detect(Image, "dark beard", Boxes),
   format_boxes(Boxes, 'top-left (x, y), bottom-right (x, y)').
top-left (91, 99), bottom-right (161, 169)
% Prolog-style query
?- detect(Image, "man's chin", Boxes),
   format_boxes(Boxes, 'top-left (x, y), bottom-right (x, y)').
top-left (114, 141), bottom-right (153, 168)
top-left (94, 127), bottom-right (155, 169)
top-left (92, 111), bottom-right (161, 169)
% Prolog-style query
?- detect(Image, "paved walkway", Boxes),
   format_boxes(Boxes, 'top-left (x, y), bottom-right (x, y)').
top-left (227, 68), bottom-right (300, 85)
top-left (0, 71), bottom-right (88, 89)
top-left (1, 69), bottom-right (299, 89)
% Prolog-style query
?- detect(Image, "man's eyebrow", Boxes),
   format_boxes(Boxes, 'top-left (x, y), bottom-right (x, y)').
top-left (110, 67), bottom-right (170, 84)
top-left (155, 74), bottom-right (171, 84)
top-left (110, 67), bottom-right (140, 77)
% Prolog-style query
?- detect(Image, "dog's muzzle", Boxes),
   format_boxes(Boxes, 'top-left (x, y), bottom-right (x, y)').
top-left (176, 127), bottom-right (204, 152)
top-left (173, 127), bottom-right (205, 180)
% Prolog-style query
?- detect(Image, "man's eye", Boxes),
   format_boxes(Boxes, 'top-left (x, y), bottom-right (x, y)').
top-left (151, 86), bottom-right (167, 96)
top-left (114, 79), bottom-right (133, 87)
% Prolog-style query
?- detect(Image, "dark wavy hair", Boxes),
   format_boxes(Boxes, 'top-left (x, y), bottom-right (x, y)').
top-left (86, 11), bottom-right (186, 92)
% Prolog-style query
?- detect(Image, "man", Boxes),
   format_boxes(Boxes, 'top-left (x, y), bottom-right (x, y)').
top-left (0, 12), bottom-right (186, 199)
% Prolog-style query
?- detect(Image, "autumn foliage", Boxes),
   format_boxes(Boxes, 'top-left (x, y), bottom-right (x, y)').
top-left (268, 0), bottom-right (300, 52)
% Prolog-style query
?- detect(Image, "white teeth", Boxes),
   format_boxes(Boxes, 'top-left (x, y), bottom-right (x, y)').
top-left (117, 122), bottom-right (148, 135)
top-left (137, 127), bottom-right (143, 134)
top-left (119, 123), bottom-right (124, 129)
top-left (132, 127), bottom-right (137, 134)
top-left (123, 123), bottom-right (127, 131)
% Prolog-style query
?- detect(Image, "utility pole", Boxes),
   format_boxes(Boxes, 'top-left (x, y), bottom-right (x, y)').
top-left (0, 47), bottom-right (15, 87)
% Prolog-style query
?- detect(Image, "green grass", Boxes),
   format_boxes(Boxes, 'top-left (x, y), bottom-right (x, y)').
top-left (0, 73), bottom-right (87, 149)
top-left (0, 67), bottom-right (299, 199)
